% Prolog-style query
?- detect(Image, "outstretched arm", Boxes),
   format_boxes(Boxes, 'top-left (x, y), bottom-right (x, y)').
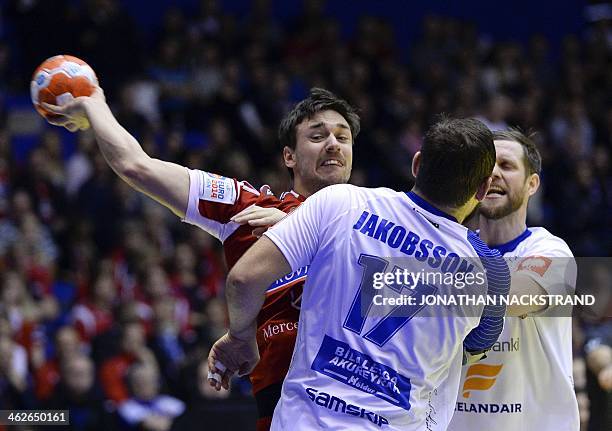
top-left (43, 87), bottom-right (189, 218)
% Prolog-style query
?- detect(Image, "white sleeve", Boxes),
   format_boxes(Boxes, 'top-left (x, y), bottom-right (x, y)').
top-left (180, 168), bottom-right (248, 241)
top-left (264, 185), bottom-right (338, 271)
top-left (515, 237), bottom-right (577, 296)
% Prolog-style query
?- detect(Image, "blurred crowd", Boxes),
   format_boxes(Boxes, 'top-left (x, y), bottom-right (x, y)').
top-left (0, 0), bottom-right (610, 430)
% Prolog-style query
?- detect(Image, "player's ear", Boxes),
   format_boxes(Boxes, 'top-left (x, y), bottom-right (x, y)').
top-left (475, 176), bottom-right (492, 202)
top-left (411, 151), bottom-right (421, 178)
top-left (527, 173), bottom-right (540, 197)
top-left (283, 146), bottom-right (297, 169)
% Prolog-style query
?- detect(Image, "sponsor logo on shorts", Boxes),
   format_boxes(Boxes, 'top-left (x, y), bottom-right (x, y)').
top-left (305, 387), bottom-right (389, 427)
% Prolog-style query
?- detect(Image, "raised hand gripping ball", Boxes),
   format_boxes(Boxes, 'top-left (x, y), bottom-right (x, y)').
top-left (31, 55), bottom-right (98, 120)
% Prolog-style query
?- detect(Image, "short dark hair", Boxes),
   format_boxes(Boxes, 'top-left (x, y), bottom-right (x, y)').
top-left (278, 88), bottom-right (360, 179)
top-left (493, 128), bottom-right (541, 175)
top-left (416, 117), bottom-right (495, 207)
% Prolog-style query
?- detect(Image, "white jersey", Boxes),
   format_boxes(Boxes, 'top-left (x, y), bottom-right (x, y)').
top-left (264, 184), bottom-right (510, 430)
top-left (447, 227), bottom-right (579, 431)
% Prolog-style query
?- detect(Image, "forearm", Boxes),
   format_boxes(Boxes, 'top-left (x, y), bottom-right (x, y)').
top-left (82, 97), bottom-right (189, 217)
top-left (225, 274), bottom-right (267, 340)
top-left (83, 98), bottom-right (149, 181)
top-left (224, 237), bottom-right (293, 339)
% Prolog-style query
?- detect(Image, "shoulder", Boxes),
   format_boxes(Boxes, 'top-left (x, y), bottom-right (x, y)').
top-left (311, 184), bottom-right (404, 213)
top-left (523, 227), bottom-right (574, 258)
top-left (303, 184), bottom-right (358, 208)
top-left (320, 184), bottom-right (402, 202)
top-left (317, 183), bottom-right (359, 196)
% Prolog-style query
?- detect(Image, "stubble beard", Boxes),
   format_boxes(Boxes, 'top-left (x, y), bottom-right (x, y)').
top-left (308, 170), bottom-right (349, 194)
top-left (480, 190), bottom-right (526, 220)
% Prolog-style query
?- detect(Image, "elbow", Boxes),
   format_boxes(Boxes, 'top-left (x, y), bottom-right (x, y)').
top-left (226, 266), bottom-right (251, 298)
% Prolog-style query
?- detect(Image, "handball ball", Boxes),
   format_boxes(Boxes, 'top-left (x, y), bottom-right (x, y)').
top-left (31, 55), bottom-right (98, 119)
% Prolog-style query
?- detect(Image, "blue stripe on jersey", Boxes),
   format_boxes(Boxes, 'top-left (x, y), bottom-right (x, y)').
top-left (266, 266), bottom-right (309, 292)
top-left (405, 191), bottom-right (458, 222)
top-left (463, 230), bottom-right (511, 352)
top-left (489, 228), bottom-right (532, 255)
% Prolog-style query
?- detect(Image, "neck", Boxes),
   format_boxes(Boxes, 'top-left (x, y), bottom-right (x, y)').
top-left (292, 178), bottom-right (312, 198)
top-left (479, 208), bottom-right (528, 246)
top-left (293, 176), bottom-right (335, 198)
top-left (411, 188), bottom-right (472, 223)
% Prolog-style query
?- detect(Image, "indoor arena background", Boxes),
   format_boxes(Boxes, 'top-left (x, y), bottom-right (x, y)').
top-left (0, 0), bottom-right (610, 430)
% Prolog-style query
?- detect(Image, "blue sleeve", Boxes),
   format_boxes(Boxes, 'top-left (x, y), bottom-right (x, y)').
top-left (463, 231), bottom-right (511, 352)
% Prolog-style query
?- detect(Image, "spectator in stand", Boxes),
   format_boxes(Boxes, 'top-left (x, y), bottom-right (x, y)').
top-left (118, 362), bottom-right (185, 431)
top-left (45, 354), bottom-right (111, 431)
top-left (71, 272), bottom-right (115, 343)
top-left (135, 265), bottom-right (191, 336)
top-left (0, 0), bottom-right (610, 427)
top-left (171, 355), bottom-right (258, 430)
top-left (149, 297), bottom-right (189, 393)
top-left (0, 319), bottom-right (30, 409)
top-left (99, 320), bottom-right (156, 404)
top-left (65, 132), bottom-right (95, 198)
top-left (582, 264), bottom-right (612, 431)
top-left (475, 93), bottom-right (513, 131)
top-left (585, 327), bottom-right (612, 430)
top-left (1, 270), bottom-right (57, 353)
top-left (33, 325), bottom-right (84, 401)
top-left (201, 297), bottom-right (227, 346)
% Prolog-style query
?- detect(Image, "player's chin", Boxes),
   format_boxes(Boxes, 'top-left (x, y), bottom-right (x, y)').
top-left (479, 202), bottom-right (507, 220)
top-left (482, 195), bottom-right (507, 210)
top-left (318, 172), bottom-right (349, 187)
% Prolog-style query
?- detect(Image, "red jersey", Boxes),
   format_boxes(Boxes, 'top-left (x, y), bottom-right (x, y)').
top-left (99, 352), bottom-right (137, 403)
top-left (182, 169), bottom-right (305, 394)
top-left (70, 302), bottom-right (114, 342)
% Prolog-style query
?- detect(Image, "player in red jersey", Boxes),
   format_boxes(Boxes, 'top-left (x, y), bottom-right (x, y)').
top-left (43, 86), bottom-right (360, 430)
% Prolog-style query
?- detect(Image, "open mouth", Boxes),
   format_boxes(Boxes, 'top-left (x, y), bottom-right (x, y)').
top-left (486, 186), bottom-right (506, 197)
top-left (320, 159), bottom-right (343, 167)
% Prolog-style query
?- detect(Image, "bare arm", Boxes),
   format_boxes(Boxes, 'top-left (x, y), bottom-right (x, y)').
top-left (226, 236), bottom-right (292, 338)
top-left (43, 88), bottom-right (189, 218)
top-left (207, 236), bottom-right (291, 389)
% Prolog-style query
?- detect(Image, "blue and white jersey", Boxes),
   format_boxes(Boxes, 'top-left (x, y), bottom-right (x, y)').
top-left (264, 184), bottom-right (510, 430)
top-left (447, 227), bottom-right (579, 431)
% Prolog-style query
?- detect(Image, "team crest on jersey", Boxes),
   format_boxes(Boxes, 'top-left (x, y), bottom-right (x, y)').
top-left (516, 256), bottom-right (552, 277)
top-left (201, 172), bottom-right (237, 204)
